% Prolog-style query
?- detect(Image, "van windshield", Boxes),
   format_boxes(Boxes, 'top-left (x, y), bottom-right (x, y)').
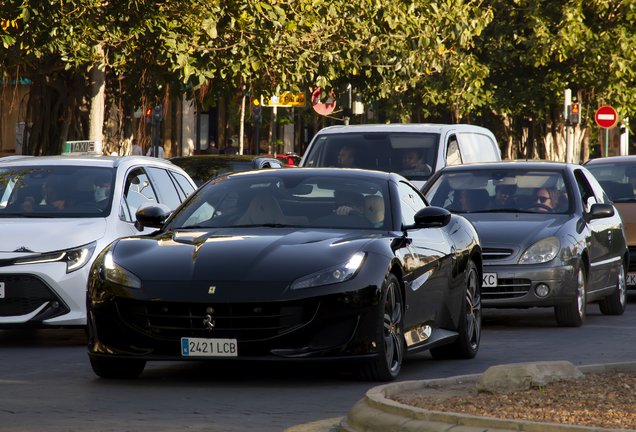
top-left (301, 132), bottom-right (440, 181)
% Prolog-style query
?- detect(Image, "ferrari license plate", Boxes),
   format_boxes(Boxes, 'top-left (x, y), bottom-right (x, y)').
top-left (626, 273), bottom-right (636, 286)
top-left (181, 338), bottom-right (237, 357)
top-left (483, 273), bottom-right (497, 288)
top-left (0, 282), bottom-right (4, 298)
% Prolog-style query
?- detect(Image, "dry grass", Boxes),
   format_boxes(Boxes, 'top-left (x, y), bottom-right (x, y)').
top-left (392, 372), bottom-right (636, 430)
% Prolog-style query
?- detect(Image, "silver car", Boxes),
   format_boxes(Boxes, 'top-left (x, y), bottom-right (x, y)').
top-left (422, 161), bottom-right (628, 327)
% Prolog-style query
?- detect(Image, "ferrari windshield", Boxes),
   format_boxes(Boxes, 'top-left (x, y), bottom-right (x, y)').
top-left (0, 166), bottom-right (115, 217)
top-left (171, 172), bottom-right (391, 230)
top-left (424, 169), bottom-right (571, 214)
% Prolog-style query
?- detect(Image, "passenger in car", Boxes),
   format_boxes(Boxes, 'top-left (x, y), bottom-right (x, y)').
top-left (490, 184), bottom-right (518, 210)
top-left (44, 178), bottom-right (73, 210)
top-left (400, 149), bottom-right (432, 175)
top-left (336, 146), bottom-right (360, 168)
top-left (457, 189), bottom-right (487, 212)
top-left (333, 190), bottom-right (365, 216)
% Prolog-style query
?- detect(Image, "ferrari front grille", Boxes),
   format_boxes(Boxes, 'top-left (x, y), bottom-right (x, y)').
top-left (482, 248), bottom-right (514, 261)
top-left (117, 299), bottom-right (319, 341)
top-left (482, 278), bottom-right (531, 299)
top-left (0, 274), bottom-right (60, 317)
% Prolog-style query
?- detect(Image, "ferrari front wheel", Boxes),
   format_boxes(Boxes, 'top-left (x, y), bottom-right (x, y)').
top-left (430, 260), bottom-right (481, 359)
top-left (355, 273), bottom-right (404, 382)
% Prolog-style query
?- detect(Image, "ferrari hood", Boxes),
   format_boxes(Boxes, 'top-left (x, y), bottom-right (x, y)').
top-left (462, 213), bottom-right (570, 248)
top-left (0, 218), bottom-right (107, 254)
top-left (112, 228), bottom-right (376, 283)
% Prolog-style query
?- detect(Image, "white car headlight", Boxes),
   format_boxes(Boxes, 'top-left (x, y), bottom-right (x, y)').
top-left (99, 246), bottom-right (142, 289)
top-left (518, 237), bottom-right (560, 264)
top-left (14, 242), bottom-right (97, 273)
top-left (290, 252), bottom-right (366, 290)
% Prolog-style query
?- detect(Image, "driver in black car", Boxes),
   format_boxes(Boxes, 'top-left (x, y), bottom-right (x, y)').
top-left (333, 190), bottom-right (365, 216)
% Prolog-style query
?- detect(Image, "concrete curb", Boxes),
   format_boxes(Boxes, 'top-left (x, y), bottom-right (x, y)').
top-left (340, 362), bottom-right (636, 432)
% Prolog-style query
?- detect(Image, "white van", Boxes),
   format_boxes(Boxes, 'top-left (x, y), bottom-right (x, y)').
top-left (300, 124), bottom-right (501, 189)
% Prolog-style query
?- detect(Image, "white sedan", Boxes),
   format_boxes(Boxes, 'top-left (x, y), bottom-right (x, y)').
top-left (0, 153), bottom-right (196, 328)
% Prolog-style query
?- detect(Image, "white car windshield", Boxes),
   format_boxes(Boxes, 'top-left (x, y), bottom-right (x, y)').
top-left (302, 132), bottom-right (439, 180)
top-left (0, 166), bottom-right (115, 217)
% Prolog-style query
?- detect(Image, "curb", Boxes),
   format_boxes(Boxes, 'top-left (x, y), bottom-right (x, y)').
top-left (340, 362), bottom-right (636, 432)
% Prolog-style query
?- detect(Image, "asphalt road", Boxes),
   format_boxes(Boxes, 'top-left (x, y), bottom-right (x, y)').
top-left (2, 295), bottom-right (636, 432)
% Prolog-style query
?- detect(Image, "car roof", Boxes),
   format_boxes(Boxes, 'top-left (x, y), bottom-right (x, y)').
top-left (0, 155), bottom-right (180, 170)
top-left (584, 156), bottom-right (636, 165)
top-left (436, 160), bottom-right (572, 172)
top-left (225, 166), bottom-right (394, 181)
top-left (314, 123), bottom-right (495, 135)
top-left (170, 155), bottom-right (275, 162)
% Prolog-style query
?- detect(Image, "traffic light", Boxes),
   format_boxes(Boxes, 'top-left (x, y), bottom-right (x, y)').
top-left (153, 105), bottom-right (163, 123)
top-left (144, 107), bottom-right (153, 124)
top-left (252, 98), bottom-right (262, 123)
top-left (569, 103), bottom-right (581, 124)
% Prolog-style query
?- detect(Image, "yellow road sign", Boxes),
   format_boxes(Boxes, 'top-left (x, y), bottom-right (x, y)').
top-left (263, 92), bottom-right (306, 107)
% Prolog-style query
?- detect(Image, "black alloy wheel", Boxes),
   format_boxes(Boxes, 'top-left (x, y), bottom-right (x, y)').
top-left (430, 260), bottom-right (482, 359)
top-left (355, 273), bottom-right (404, 381)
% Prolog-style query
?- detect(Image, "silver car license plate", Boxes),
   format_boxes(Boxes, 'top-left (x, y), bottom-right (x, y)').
top-left (483, 273), bottom-right (497, 288)
top-left (0, 282), bottom-right (4, 298)
top-left (181, 338), bottom-right (237, 357)
top-left (626, 273), bottom-right (636, 286)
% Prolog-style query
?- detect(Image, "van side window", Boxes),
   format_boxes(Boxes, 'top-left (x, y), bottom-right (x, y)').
top-left (446, 136), bottom-right (461, 166)
top-left (458, 133), bottom-right (500, 163)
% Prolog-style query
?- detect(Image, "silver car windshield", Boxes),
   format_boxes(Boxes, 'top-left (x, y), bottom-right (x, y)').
top-left (0, 166), bottom-right (115, 218)
top-left (171, 173), bottom-right (390, 230)
top-left (425, 169), bottom-right (571, 214)
top-left (302, 132), bottom-right (440, 181)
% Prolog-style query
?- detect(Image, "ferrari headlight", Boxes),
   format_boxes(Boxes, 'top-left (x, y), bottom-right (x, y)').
top-left (518, 237), bottom-right (560, 264)
top-left (14, 242), bottom-right (97, 273)
top-left (99, 246), bottom-right (142, 289)
top-left (290, 252), bottom-right (366, 290)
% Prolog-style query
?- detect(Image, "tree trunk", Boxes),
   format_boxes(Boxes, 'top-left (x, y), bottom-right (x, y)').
top-left (88, 45), bottom-right (106, 152)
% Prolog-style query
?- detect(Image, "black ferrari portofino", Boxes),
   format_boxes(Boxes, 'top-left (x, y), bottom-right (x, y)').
top-left (87, 168), bottom-right (483, 381)
top-left (422, 161), bottom-right (628, 327)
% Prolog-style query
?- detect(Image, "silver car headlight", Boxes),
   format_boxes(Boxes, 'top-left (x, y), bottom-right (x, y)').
top-left (99, 245), bottom-right (142, 289)
top-left (14, 242), bottom-right (97, 273)
top-left (518, 237), bottom-right (560, 264)
top-left (290, 252), bottom-right (366, 290)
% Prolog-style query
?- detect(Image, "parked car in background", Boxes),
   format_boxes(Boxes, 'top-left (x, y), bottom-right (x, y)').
top-left (261, 153), bottom-right (301, 167)
top-left (169, 154), bottom-right (285, 187)
top-left (87, 168), bottom-right (483, 381)
top-left (299, 124), bottom-right (501, 188)
top-left (584, 156), bottom-right (636, 288)
top-left (0, 153), bottom-right (197, 328)
top-left (422, 161), bottom-right (628, 327)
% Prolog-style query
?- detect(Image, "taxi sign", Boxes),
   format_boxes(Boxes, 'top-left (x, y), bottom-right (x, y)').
top-left (63, 140), bottom-right (103, 155)
top-left (262, 92), bottom-right (305, 107)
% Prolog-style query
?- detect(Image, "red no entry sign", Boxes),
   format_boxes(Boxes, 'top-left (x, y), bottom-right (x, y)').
top-left (595, 106), bottom-right (618, 129)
